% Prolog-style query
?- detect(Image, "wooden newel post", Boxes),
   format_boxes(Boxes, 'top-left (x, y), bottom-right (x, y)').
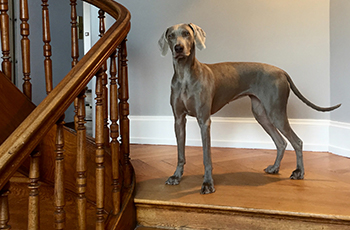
top-left (118, 39), bottom-right (132, 187)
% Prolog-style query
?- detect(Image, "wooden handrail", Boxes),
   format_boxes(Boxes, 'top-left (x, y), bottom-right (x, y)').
top-left (0, 0), bottom-right (131, 190)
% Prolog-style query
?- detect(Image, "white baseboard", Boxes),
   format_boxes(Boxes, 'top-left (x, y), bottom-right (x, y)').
top-left (329, 121), bottom-right (350, 157)
top-left (130, 116), bottom-right (350, 158)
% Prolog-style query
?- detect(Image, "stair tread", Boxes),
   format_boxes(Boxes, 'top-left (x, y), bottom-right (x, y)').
top-left (136, 227), bottom-right (171, 230)
top-left (8, 181), bottom-right (96, 229)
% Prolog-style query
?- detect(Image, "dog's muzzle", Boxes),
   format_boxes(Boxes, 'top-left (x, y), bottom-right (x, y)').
top-left (174, 44), bottom-right (186, 59)
top-left (174, 44), bottom-right (184, 54)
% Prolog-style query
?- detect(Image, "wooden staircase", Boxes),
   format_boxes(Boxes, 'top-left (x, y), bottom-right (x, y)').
top-left (0, 0), bottom-right (136, 229)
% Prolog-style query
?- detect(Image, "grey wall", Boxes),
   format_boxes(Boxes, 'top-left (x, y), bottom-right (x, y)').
top-left (330, 0), bottom-right (350, 123)
top-left (118, 0), bottom-right (333, 120)
top-left (12, 1), bottom-right (349, 123)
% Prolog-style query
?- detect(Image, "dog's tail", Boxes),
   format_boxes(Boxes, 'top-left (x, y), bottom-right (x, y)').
top-left (285, 73), bottom-right (341, 112)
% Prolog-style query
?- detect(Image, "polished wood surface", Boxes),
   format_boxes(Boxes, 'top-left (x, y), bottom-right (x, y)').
top-left (27, 151), bottom-right (40, 230)
top-left (20, 0), bottom-right (31, 100)
top-left (76, 90), bottom-right (87, 230)
top-left (54, 116), bottom-right (66, 230)
top-left (95, 64), bottom-right (106, 230)
top-left (0, 182), bottom-right (10, 229)
top-left (119, 39), bottom-right (132, 187)
top-left (132, 144), bottom-right (350, 228)
top-left (42, 0), bottom-right (52, 95)
top-left (110, 50), bottom-right (122, 215)
top-left (8, 175), bottom-right (96, 230)
top-left (0, 72), bottom-right (35, 145)
top-left (0, 0), bottom-right (11, 79)
top-left (98, 10), bottom-right (110, 147)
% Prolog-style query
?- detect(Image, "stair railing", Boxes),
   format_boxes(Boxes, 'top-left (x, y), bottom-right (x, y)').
top-left (0, 0), bottom-right (133, 229)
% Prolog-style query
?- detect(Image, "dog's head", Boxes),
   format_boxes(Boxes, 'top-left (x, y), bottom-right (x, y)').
top-left (158, 23), bottom-right (206, 59)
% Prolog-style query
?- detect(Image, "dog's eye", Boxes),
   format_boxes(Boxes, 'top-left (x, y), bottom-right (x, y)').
top-left (167, 33), bottom-right (174, 39)
top-left (183, 31), bottom-right (190, 37)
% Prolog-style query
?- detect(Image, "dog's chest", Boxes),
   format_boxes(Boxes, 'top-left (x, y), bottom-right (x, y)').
top-left (172, 78), bottom-right (199, 116)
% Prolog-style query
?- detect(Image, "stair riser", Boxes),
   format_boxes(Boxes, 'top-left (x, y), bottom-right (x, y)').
top-left (136, 204), bottom-right (350, 230)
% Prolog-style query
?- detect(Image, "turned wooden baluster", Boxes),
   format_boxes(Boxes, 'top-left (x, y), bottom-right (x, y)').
top-left (0, 182), bottom-right (10, 229)
top-left (42, 0), bottom-right (52, 94)
top-left (76, 89), bottom-right (87, 230)
top-left (71, 0), bottom-right (79, 130)
top-left (26, 1), bottom-right (53, 228)
top-left (54, 116), bottom-right (66, 230)
top-left (71, 0), bottom-right (79, 68)
top-left (20, 0), bottom-right (31, 100)
top-left (0, 0), bottom-right (11, 79)
top-left (28, 151), bottom-right (40, 230)
top-left (95, 68), bottom-right (105, 229)
top-left (109, 50), bottom-right (121, 214)
top-left (98, 10), bottom-right (110, 147)
top-left (118, 39), bottom-right (132, 187)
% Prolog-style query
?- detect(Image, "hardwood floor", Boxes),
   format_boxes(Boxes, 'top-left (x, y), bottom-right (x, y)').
top-left (132, 144), bottom-right (350, 229)
top-left (6, 145), bottom-right (350, 229)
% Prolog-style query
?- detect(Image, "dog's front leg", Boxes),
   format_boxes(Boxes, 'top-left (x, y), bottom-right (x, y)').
top-left (166, 114), bottom-right (186, 185)
top-left (198, 118), bottom-right (215, 194)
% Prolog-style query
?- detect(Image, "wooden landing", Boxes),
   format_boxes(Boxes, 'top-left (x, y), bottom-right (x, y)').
top-left (131, 144), bottom-right (350, 229)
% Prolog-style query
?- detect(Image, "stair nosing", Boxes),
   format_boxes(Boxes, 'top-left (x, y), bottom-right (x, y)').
top-left (135, 198), bottom-right (350, 223)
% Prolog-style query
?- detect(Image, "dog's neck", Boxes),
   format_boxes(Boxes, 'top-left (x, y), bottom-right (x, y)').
top-left (172, 49), bottom-right (200, 80)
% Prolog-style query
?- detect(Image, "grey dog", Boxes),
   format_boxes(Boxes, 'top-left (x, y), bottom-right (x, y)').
top-left (158, 23), bottom-right (340, 194)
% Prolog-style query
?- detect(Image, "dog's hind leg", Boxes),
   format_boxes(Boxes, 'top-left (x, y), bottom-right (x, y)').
top-left (250, 96), bottom-right (287, 174)
top-left (264, 97), bottom-right (304, 180)
top-left (166, 113), bottom-right (187, 185)
top-left (272, 117), bottom-right (304, 179)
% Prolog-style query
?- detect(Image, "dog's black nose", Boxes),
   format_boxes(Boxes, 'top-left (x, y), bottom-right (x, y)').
top-left (174, 44), bottom-right (184, 53)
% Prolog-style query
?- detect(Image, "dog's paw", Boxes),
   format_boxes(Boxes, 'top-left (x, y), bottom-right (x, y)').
top-left (165, 175), bottom-right (181, 185)
top-left (264, 165), bottom-right (279, 174)
top-left (200, 182), bottom-right (215, 194)
top-left (290, 169), bottom-right (304, 180)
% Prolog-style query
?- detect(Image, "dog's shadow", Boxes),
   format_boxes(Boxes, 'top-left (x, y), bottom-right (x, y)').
top-left (136, 171), bottom-right (288, 199)
top-left (212, 171), bottom-right (286, 187)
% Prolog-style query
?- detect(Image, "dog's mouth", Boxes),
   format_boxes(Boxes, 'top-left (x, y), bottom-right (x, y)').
top-left (173, 52), bottom-right (189, 60)
top-left (174, 53), bottom-right (185, 59)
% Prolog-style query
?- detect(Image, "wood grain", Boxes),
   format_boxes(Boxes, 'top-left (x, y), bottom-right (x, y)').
top-left (132, 144), bottom-right (350, 229)
top-left (8, 181), bottom-right (96, 230)
top-left (0, 72), bottom-right (35, 145)
top-left (0, 0), bottom-right (11, 79)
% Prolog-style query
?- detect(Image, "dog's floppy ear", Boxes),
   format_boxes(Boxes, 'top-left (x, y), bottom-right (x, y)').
top-left (189, 23), bottom-right (206, 50)
top-left (158, 29), bottom-right (169, 56)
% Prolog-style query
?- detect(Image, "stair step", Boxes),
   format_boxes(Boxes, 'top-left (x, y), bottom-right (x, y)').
top-left (136, 227), bottom-right (171, 230)
top-left (8, 179), bottom-right (96, 229)
top-left (131, 145), bottom-right (350, 230)
top-left (135, 199), bottom-right (350, 230)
